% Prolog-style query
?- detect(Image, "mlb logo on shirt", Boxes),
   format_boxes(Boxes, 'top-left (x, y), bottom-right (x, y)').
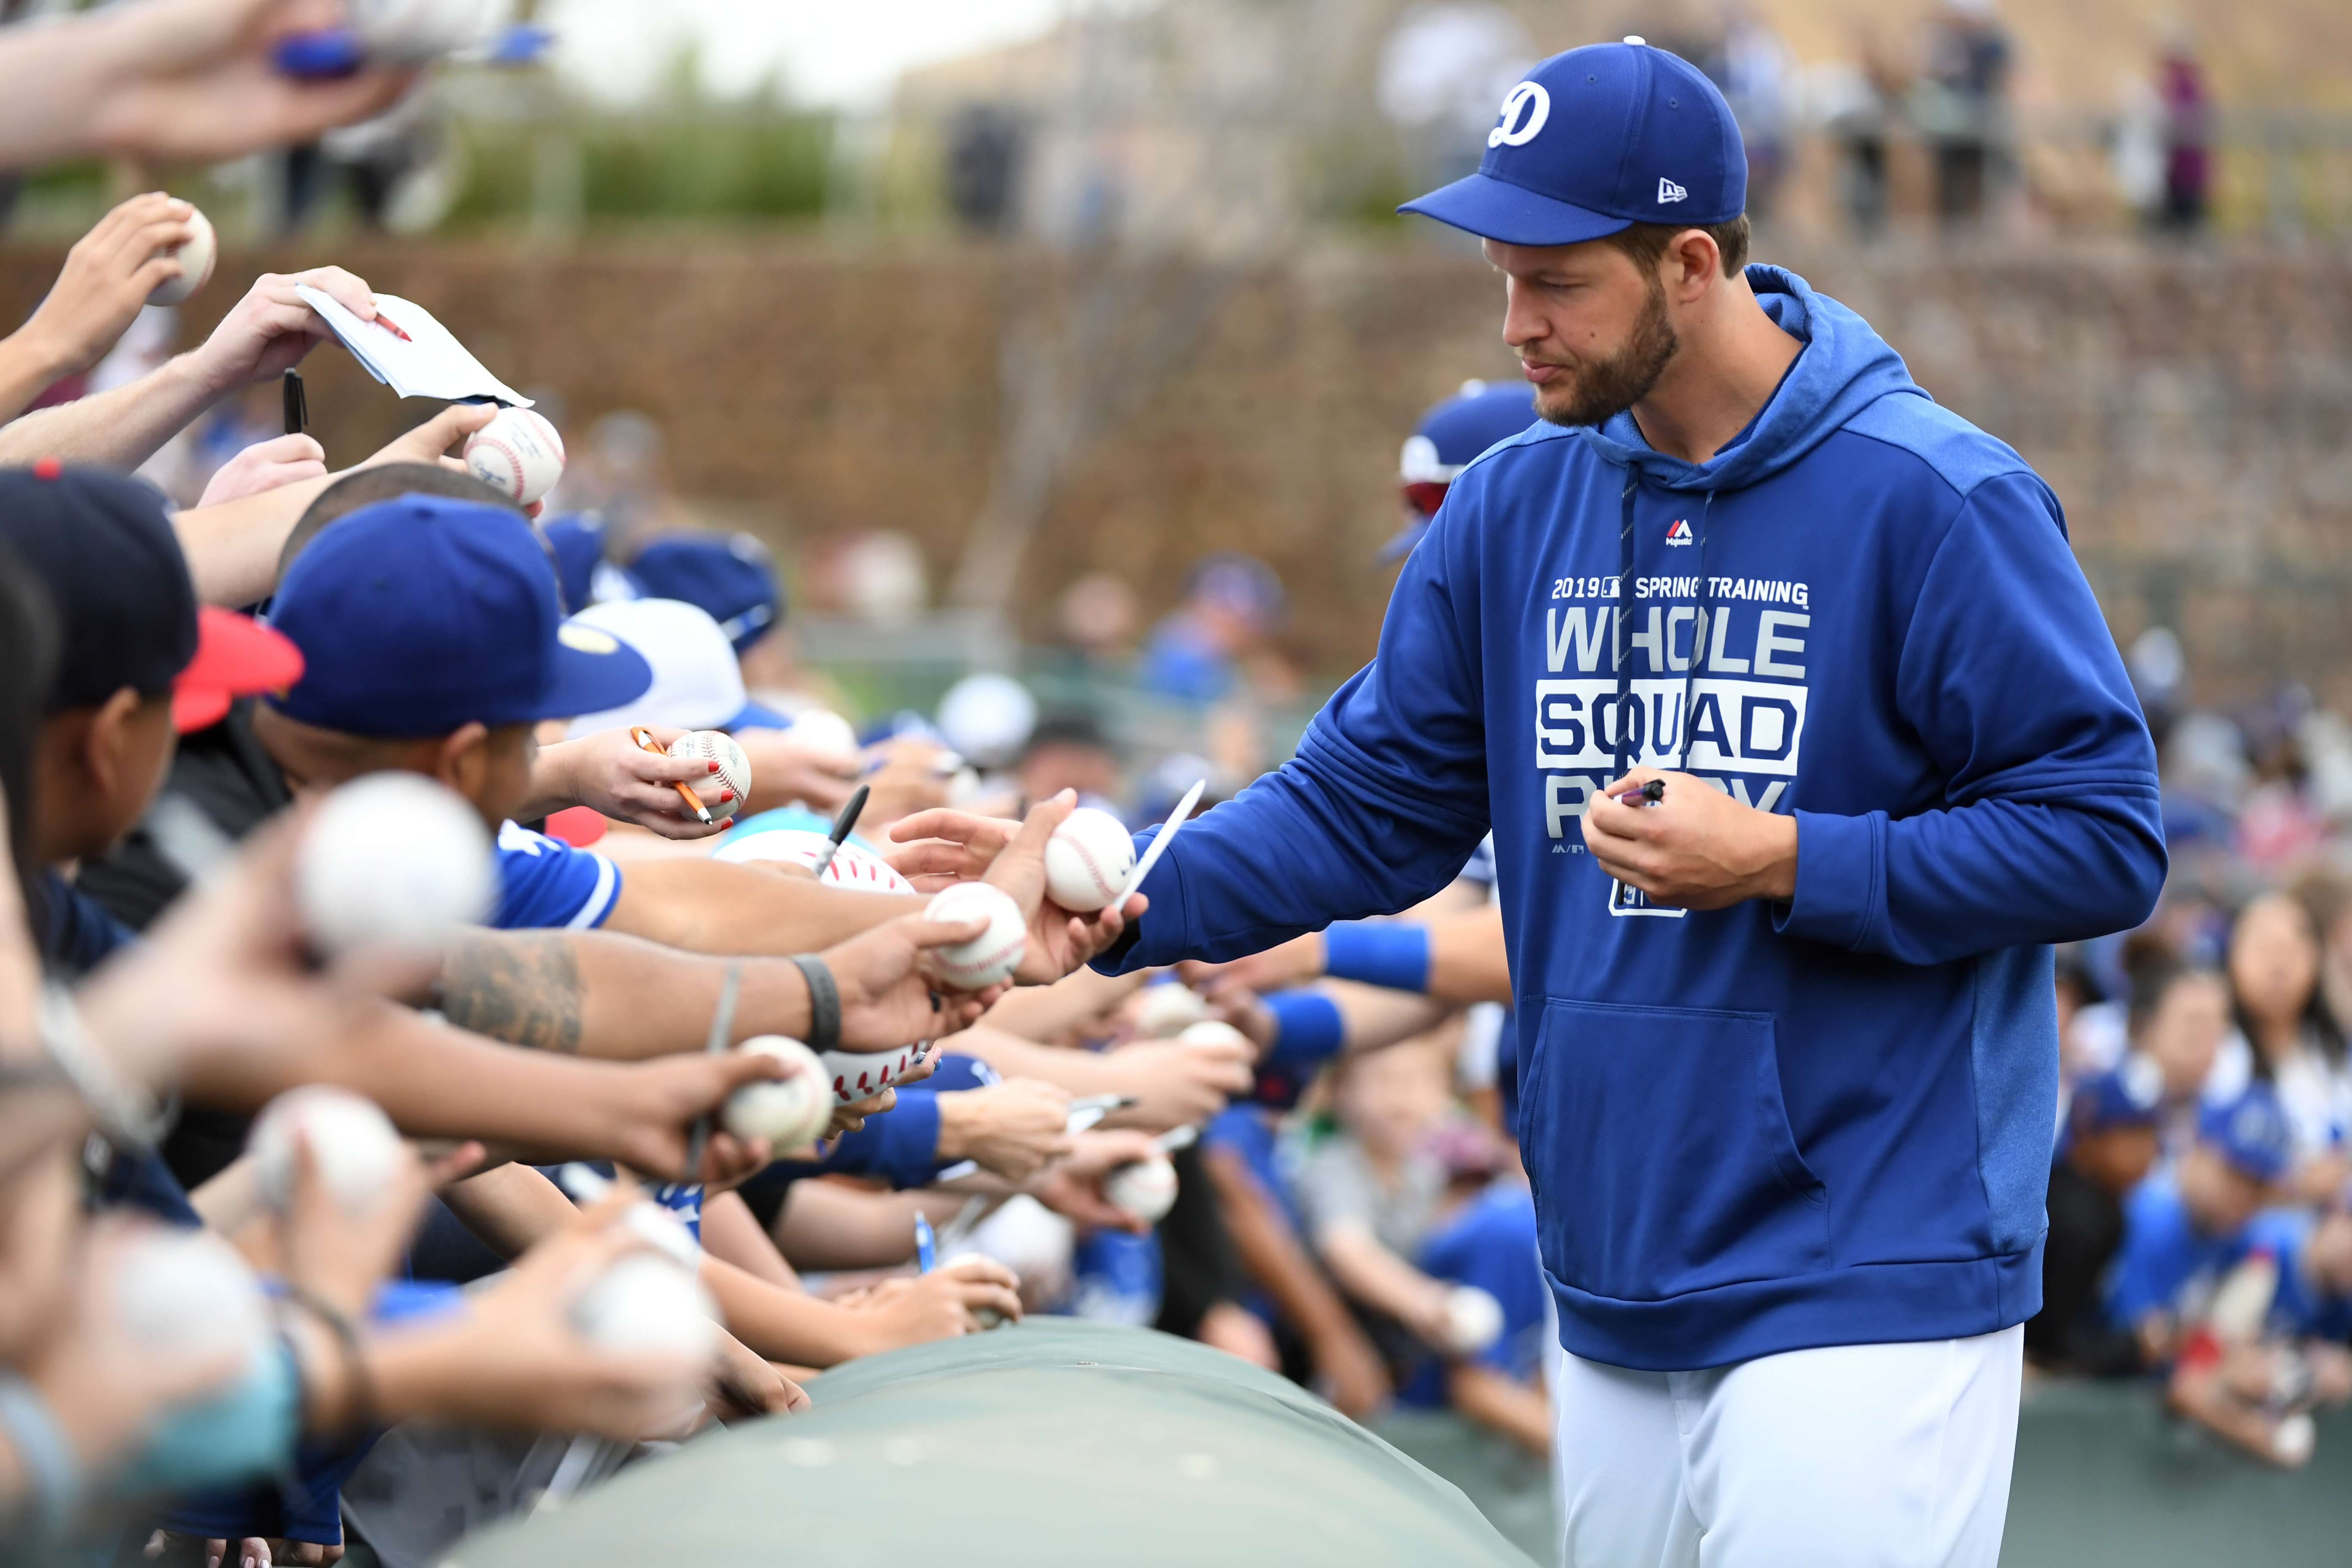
top-left (1665, 519), bottom-right (1694, 547)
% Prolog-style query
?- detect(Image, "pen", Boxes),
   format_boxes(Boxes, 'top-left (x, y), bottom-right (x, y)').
top-left (808, 785), bottom-right (869, 880)
top-left (631, 726), bottom-right (712, 824)
top-left (1612, 779), bottom-right (1667, 806)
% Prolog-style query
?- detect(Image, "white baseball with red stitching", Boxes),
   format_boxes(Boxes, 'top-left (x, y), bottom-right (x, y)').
top-left (1043, 806), bottom-right (1136, 912)
top-left (925, 882), bottom-right (1027, 989)
top-left (666, 730), bottom-right (751, 822)
top-left (463, 407), bottom-right (566, 506)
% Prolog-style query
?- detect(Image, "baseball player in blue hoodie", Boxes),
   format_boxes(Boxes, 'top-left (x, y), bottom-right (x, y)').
top-left (1051, 38), bottom-right (2168, 1567)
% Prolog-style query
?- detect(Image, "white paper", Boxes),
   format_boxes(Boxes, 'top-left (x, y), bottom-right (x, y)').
top-left (294, 285), bottom-right (532, 408)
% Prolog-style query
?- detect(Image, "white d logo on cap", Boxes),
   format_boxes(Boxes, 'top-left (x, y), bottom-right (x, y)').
top-left (1489, 82), bottom-right (1550, 149)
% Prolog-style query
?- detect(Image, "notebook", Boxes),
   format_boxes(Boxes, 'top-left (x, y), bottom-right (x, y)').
top-left (294, 285), bottom-right (532, 407)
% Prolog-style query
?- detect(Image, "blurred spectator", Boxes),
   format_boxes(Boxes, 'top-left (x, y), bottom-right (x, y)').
top-left (1293, 1043), bottom-right (1549, 1455)
top-left (820, 531), bottom-right (930, 623)
top-left (2029, 1058), bottom-right (2163, 1374)
top-left (2153, 23), bottom-right (2213, 234)
top-left (1814, 29), bottom-right (1904, 238)
top-left (2104, 1084), bottom-right (2295, 1370)
top-left (1387, 380), bottom-right (1537, 565)
top-left (2128, 951), bottom-right (2232, 1159)
top-left (1707, 9), bottom-right (1797, 221)
top-left (1375, 3), bottom-right (1535, 191)
top-left (1055, 572), bottom-right (1140, 668)
top-left (1914, 0), bottom-right (2010, 226)
top-left (1138, 553), bottom-right (1286, 705)
top-left (2217, 892), bottom-right (2351, 1201)
top-left (946, 103), bottom-right (1027, 233)
top-left (1019, 711), bottom-right (1125, 816)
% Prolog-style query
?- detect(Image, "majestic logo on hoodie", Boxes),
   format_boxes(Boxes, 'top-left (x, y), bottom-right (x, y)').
top-left (1664, 519), bottom-right (1693, 547)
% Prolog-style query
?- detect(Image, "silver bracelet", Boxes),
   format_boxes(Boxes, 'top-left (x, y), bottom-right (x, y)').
top-left (38, 983), bottom-right (168, 1151)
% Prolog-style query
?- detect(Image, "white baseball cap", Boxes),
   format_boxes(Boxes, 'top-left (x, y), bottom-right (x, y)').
top-left (563, 597), bottom-right (786, 736)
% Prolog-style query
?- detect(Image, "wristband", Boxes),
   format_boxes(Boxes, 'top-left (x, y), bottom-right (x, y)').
top-left (787, 954), bottom-right (841, 1051)
top-left (1320, 922), bottom-right (1431, 994)
top-left (282, 1288), bottom-right (376, 1436)
top-left (0, 1373), bottom-right (83, 1542)
top-left (1263, 989), bottom-right (1346, 1070)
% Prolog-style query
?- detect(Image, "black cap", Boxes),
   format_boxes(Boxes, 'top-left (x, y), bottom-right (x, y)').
top-left (0, 463), bottom-right (196, 713)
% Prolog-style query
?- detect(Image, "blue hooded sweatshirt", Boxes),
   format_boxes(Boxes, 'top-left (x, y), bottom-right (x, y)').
top-left (1105, 266), bottom-right (2166, 1371)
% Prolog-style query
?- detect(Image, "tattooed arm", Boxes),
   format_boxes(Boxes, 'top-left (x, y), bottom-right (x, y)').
top-left (435, 929), bottom-right (810, 1059)
top-left (435, 917), bottom-right (1002, 1061)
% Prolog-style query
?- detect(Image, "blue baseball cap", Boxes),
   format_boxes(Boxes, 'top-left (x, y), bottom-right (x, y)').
top-left (1385, 380), bottom-right (1541, 560)
top-left (2197, 1083), bottom-right (2295, 1185)
top-left (269, 496), bottom-right (653, 738)
top-left (629, 533), bottom-right (783, 653)
top-left (540, 513), bottom-right (608, 614)
top-left (1400, 39), bottom-right (1745, 246)
top-left (2067, 1055), bottom-right (2164, 1140)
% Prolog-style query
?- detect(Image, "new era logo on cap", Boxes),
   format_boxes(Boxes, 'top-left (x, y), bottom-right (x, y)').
top-left (1658, 177), bottom-right (1688, 204)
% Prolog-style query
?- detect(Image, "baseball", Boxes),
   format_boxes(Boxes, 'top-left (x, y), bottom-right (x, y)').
top-left (1443, 1284), bottom-right (1505, 1356)
top-left (823, 1043), bottom-right (923, 1105)
top-left (297, 773), bottom-right (495, 956)
top-left (785, 709), bottom-right (860, 756)
top-left (248, 1086), bottom-right (406, 1216)
top-left (711, 828), bottom-right (915, 893)
top-left (1105, 1154), bottom-right (1179, 1224)
top-left (571, 1252), bottom-right (719, 1361)
top-left (464, 406), bottom-right (567, 506)
top-left (1043, 806), bottom-right (1136, 912)
top-left (2273, 1411), bottom-right (2317, 1468)
top-left (721, 1035), bottom-right (832, 1150)
top-left (115, 1229), bottom-right (270, 1363)
top-left (667, 730), bottom-right (751, 822)
top-left (146, 205), bottom-right (215, 307)
top-left (925, 882), bottom-right (1028, 990)
top-left (1133, 983), bottom-right (1209, 1038)
top-left (1177, 1020), bottom-right (1252, 1054)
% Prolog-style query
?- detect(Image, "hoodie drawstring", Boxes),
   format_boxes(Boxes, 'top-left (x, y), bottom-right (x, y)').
top-left (1613, 473), bottom-right (1639, 781)
top-left (1677, 490), bottom-right (1716, 772)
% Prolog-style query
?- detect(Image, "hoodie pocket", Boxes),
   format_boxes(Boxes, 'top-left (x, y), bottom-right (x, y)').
top-left (1525, 998), bottom-right (1828, 1303)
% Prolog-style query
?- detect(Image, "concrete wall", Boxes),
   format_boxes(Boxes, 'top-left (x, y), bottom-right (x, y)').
top-left (4, 233), bottom-right (2346, 706)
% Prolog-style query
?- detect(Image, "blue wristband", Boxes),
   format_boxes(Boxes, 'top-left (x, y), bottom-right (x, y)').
top-left (1321, 921), bottom-right (1431, 994)
top-left (1264, 989), bottom-right (1346, 1070)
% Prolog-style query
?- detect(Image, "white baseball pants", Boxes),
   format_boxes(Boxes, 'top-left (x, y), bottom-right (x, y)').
top-left (1552, 1324), bottom-right (2023, 1568)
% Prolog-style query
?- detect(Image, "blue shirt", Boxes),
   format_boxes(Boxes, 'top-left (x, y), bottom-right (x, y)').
top-left (2102, 1171), bottom-right (2249, 1330)
top-left (1398, 1183), bottom-right (1548, 1407)
top-left (493, 820), bottom-right (621, 930)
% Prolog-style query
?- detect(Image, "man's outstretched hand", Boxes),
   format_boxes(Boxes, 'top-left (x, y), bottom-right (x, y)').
top-left (891, 791), bottom-right (1146, 984)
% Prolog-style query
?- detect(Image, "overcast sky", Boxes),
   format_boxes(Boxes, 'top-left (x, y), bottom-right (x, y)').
top-left (539, 0), bottom-right (1079, 108)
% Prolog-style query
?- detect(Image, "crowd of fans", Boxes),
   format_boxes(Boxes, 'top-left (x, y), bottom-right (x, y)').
top-left (0, 8), bottom-right (1549, 1564)
top-left (2030, 645), bottom-right (2352, 1467)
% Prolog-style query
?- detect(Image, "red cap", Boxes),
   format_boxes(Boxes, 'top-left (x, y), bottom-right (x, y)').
top-left (172, 608), bottom-right (305, 733)
top-left (542, 805), bottom-right (609, 847)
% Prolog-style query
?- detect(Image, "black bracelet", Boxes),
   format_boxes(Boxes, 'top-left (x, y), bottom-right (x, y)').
top-left (787, 953), bottom-right (840, 1051)
top-left (283, 1287), bottom-right (376, 1436)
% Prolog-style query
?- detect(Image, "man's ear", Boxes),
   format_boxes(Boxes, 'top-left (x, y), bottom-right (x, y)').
top-left (79, 687), bottom-right (146, 799)
top-left (1665, 229), bottom-right (1722, 303)
top-left (435, 721), bottom-right (493, 801)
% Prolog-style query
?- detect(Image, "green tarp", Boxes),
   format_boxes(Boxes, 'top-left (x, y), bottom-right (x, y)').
top-left (440, 1320), bottom-right (1536, 1568)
